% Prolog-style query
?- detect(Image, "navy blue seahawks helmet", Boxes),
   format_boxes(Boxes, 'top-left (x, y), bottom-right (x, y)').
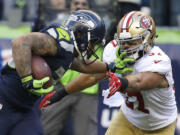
top-left (65, 10), bottom-right (106, 64)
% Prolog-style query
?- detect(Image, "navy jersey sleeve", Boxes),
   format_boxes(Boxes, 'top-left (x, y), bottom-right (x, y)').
top-left (40, 23), bottom-right (74, 57)
top-left (39, 24), bottom-right (75, 81)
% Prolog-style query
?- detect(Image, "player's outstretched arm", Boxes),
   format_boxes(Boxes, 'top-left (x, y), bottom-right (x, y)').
top-left (107, 72), bottom-right (169, 98)
top-left (12, 32), bottom-right (57, 77)
top-left (124, 72), bottom-right (169, 92)
top-left (65, 73), bottom-right (107, 93)
top-left (70, 58), bottom-right (107, 74)
top-left (70, 51), bottom-right (134, 74)
top-left (39, 73), bottom-right (107, 109)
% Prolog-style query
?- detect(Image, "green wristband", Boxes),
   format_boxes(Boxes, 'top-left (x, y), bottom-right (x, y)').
top-left (21, 75), bottom-right (33, 83)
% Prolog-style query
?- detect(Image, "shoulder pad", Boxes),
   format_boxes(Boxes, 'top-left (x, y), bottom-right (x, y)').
top-left (40, 23), bottom-right (74, 54)
top-left (40, 23), bottom-right (72, 43)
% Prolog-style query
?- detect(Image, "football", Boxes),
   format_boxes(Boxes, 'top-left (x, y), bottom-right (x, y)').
top-left (31, 55), bottom-right (52, 88)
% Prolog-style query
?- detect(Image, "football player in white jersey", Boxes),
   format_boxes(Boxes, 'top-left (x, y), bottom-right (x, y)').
top-left (105, 11), bottom-right (177, 135)
top-left (39, 11), bottom-right (177, 135)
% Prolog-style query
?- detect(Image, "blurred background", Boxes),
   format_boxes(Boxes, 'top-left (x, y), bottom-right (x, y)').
top-left (0, 0), bottom-right (180, 135)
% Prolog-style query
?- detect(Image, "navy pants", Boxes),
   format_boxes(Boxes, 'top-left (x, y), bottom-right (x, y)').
top-left (0, 65), bottom-right (44, 135)
top-left (0, 97), bottom-right (44, 135)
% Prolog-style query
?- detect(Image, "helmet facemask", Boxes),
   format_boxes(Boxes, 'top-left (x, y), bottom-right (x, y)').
top-left (70, 23), bottom-right (104, 65)
top-left (115, 30), bottom-right (152, 61)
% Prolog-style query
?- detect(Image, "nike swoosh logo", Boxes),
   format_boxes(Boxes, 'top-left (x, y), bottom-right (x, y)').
top-left (154, 60), bottom-right (162, 64)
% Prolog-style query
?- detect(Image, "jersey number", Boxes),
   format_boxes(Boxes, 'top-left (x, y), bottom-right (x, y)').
top-left (125, 92), bottom-right (149, 114)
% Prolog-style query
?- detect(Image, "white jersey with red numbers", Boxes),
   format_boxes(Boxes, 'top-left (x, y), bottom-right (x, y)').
top-left (103, 40), bottom-right (177, 131)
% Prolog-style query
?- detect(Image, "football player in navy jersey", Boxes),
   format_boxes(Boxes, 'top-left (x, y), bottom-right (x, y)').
top-left (0, 10), bottom-right (130, 135)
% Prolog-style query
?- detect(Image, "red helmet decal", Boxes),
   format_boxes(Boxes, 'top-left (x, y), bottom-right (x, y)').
top-left (120, 11), bottom-right (135, 32)
top-left (140, 16), bottom-right (152, 29)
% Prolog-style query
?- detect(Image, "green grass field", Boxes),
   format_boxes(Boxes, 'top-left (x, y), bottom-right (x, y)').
top-left (0, 24), bottom-right (180, 44)
top-left (156, 28), bottom-right (180, 44)
top-left (0, 24), bottom-right (31, 39)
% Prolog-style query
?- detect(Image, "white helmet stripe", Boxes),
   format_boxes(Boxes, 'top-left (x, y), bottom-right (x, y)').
top-left (121, 11), bottom-right (136, 33)
top-left (70, 30), bottom-right (81, 57)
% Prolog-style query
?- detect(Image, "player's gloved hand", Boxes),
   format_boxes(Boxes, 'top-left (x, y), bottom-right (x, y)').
top-left (38, 86), bottom-right (68, 109)
top-left (106, 51), bottom-right (134, 75)
top-left (107, 72), bottom-right (128, 98)
top-left (21, 75), bottom-right (54, 96)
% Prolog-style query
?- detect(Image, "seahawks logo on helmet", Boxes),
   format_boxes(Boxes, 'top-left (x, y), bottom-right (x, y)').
top-left (66, 13), bottom-right (97, 30)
